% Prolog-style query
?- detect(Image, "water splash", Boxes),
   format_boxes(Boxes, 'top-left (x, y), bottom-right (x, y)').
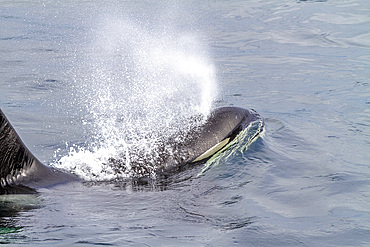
top-left (54, 18), bottom-right (218, 181)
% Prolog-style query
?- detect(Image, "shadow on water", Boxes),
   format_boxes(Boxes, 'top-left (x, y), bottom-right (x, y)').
top-left (0, 193), bottom-right (42, 244)
top-left (81, 150), bottom-right (227, 193)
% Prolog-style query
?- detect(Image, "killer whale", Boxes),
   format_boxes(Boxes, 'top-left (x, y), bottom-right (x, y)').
top-left (155, 107), bottom-right (263, 173)
top-left (0, 107), bottom-right (263, 194)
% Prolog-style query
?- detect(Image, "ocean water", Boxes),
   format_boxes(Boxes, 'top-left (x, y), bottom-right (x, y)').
top-left (1, 0), bottom-right (370, 246)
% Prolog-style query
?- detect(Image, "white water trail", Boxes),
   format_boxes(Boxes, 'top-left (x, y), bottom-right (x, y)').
top-left (54, 18), bottom-right (218, 181)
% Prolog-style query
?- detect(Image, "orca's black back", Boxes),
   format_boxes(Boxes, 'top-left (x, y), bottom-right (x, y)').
top-left (0, 109), bottom-right (37, 189)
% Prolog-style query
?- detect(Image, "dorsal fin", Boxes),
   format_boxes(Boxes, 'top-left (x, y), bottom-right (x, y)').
top-left (0, 109), bottom-right (41, 188)
top-left (0, 109), bottom-right (78, 193)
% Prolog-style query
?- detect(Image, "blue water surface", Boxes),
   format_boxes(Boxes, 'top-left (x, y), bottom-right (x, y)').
top-left (1, 0), bottom-right (370, 246)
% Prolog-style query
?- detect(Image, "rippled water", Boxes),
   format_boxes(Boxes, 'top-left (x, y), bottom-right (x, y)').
top-left (1, 0), bottom-right (370, 246)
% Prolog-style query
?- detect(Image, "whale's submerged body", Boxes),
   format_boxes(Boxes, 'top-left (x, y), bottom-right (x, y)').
top-left (0, 107), bottom-right (263, 194)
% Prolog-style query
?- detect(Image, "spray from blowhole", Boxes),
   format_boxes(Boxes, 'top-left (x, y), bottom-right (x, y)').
top-left (55, 18), bottom-right (218, 181)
